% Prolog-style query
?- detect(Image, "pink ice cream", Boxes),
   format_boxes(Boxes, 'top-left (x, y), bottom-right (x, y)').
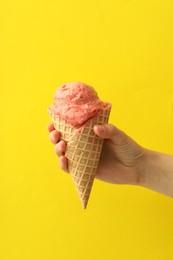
top-left (49, 82), bottom-right (111, 128)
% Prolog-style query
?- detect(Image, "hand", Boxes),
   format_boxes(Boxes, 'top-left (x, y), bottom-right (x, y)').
top-left (48, 123), bottom-right (145, 185)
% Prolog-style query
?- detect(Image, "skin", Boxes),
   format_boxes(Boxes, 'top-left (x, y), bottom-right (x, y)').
top-left (48, 123), bottom-right (173, 197)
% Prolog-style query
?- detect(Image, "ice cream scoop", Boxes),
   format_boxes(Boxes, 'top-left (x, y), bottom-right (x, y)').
top-left (49, 82), bottom-right (110, 128)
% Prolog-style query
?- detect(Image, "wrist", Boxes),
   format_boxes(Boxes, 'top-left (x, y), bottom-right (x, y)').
top-left (138, 148), bottom-right (158, 188)
top-left (138, 149), bottom-right (173, 197)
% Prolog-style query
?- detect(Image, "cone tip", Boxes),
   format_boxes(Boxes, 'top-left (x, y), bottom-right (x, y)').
top-left (82, 199), bottom-right (89, 209)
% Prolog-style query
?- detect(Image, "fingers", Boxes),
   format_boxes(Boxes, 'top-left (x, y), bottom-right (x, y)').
top-left (60, 156), bottom-right (69, 173)
top-left (49, 127), bottom-right (66, 156)
top-left (54, 140), bottom-right (66, 157)
top-left (50, 129), bottom-right (60, 144)
top-left (47, 123), bottom-right (69, 173)
top-left (48, 123), bottom-right (61, 145)
top-left (47, 123), bottom-right (55, 133)
top-left (48, 123), bottom-right (60, 144)
top-left (93, 124), bottom-right (128, 146)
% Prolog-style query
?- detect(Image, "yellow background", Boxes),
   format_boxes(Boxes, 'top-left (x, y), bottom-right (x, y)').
top-left (0, 0), bottom-right (173, 259)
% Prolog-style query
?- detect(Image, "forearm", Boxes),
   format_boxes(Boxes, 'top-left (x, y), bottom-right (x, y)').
top-left (139, 149), bottom-right (173, 197)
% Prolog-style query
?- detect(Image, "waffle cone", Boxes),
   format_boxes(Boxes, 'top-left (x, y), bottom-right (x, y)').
top-left (48, 108), bottom-right (111, 208)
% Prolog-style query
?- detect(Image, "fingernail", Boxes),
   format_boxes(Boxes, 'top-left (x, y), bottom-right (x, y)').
top-left (97, 125), bottom-right (105, 133)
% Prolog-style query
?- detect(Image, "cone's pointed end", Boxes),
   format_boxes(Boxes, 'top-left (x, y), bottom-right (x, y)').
top-left (81, 198), bottom-right (89, 209)
top-left (82, 203), bottom-right (87, 210)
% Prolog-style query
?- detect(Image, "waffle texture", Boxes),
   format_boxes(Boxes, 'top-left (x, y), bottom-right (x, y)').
top-left (48, 108), bottom-right (111, 208)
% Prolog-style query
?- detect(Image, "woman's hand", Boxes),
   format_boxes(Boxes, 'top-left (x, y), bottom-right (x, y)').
top-left (48, 123), bottom-right (145, 185)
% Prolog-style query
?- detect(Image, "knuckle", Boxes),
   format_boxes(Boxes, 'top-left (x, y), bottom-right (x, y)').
top-left (54, 144), bottom-right (61, 156)
top-left (50, 130), bottom-right (59, 143)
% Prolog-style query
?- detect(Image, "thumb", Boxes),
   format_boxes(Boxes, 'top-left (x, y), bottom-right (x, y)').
top-left (93, 124), bottom-right (128, 146)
